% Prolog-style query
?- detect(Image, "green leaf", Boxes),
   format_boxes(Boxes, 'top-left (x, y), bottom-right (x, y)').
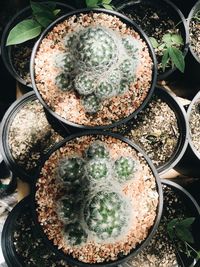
top-left (176, 227), bottom-right (194, 244)
top-left (167, 218), bottom-right (179, 239)
top-left (161, 49), bottom-right (169, 72)
top-left (178, 217), bottom-right (195, 228)
top-left (149, 37), bottom-right (159, 49)
top-left (31, 1), bottom-right (56, 14)
top-left (102, 0), bottom-right (112, 4)
top-left (171, 34), bottom-right (184, 45)
top-left (162, 33), bottom-right (173, 47)
top-left (168, 46), bottom-right (185, 73)
top-left (6, 19), bottom-right (42, 46)
top-left (102, 3), bottom-right (113, 9)
top-left (158, 43), bottom-right (166, 50)
top-left (53, 9), bottom-right (61, 16)
top-left (34, 12), bottom-right (53, 28)
top-left (86, 0), bottom-right (99, 7)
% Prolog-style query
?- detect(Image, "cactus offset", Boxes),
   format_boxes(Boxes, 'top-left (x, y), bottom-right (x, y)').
top-left (85, 159), bottom-right (110, 181)
top-left (64, 222), bottom-right (87, 245)
top-left (114, 156), bottom-right (136, 182)
top-left (86, 141), bottom-right (109, 159)
top-left (84, 190), bottom-right (129, 240)
top-left (81, 94), bottom-right (101, 114)
top-left (75, 72), bottom-right (96, 96)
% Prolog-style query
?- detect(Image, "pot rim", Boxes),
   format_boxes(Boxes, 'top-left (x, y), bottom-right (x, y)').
top-left (154, 86), bottom-right (189, 174)
top-left (0, 91), bottom-right (70, 183)
top-left (0, 2), bottom-right (75, 88)
top-left (30, 130), bottom-right (163, 267)
top-left (30, 7), bottom-right (157, 130)
top-left (187, 0), bottom-right (200, 64)
top-left (115, 0), bottom-right (189, 81)
top-left (186, 90), bottom-right (200, 160)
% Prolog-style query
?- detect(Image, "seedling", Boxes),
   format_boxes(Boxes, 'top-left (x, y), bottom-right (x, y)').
top-left (149, 33), bottom-right (185, 73)
top-left (86, 0), bottom-right (113, 10)
top-left (167, 217), bottom-right (200, 263)
top-left (6, 1), bottom-right (61, 46)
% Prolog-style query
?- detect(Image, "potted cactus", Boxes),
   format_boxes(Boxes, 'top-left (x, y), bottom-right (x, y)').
top-left (32, 131), bottom-right (163, 266)
top-left (31, 8), bottom-right (157, 130)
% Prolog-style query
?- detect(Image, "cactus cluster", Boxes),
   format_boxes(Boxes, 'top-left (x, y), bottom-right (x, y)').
top-left (54, 26), bottom-right (142, 114)
top-left (57, 141), bottom-right (137, 245)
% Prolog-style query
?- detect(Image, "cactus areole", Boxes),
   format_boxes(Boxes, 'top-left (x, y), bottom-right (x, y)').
top-left (32, 9), bottom-right (156, 128)
top-left (34, 133), bottom-right (162, 265)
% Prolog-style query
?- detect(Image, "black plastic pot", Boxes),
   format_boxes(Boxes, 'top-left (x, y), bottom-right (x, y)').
top-left (115, 0), bottom-right (189, 81)
top-left (0, 91), bottom-right (70, 183)
top-left (121, 179), bottom-right (200, 267)
top-left (175, 91), bottom-right (200, 178)
top-left (184, 1), bottom-right (200, 86)
top-left (31, 130), bottom-right (163, 267)
top-left (0, 158), bottom-right (17, 198)
top-left (1, 196), bottom-right (70, 267)
top-left (30, 8), bottom-right (157, 130)
top-left (0, 2), bottom-right (74, 88)
top-left (153, 86), bottom-right (188, 175)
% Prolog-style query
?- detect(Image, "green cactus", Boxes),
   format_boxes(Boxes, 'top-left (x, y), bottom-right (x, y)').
top-left (85, 159), bottom-right (111, 181)
top-left (118, 79), bottom-right (130, 95)
top-left (58, 196), bottom-right (78, 222)
top-left (57, 157), bottom-right (85, 186)
top-left (75, 72), bottom-right (96, 96)
top-left (55, 73), bottom-right (72, 91)
top-left (120, 58), bottom-right (136, 82)
top-left (109, 68), bottom-right (121, 85)
top-left (95, 81), bottom-right (116, 100)
top-left (86, 141), bottom-right (109, 159)
top-left (54, 52), bottom-right (75, 72)
top-left (81, 94), bottom-right (101, 114)
top-left (76, 27), bottom-right (117, 71)
top-left (64, 222), bottom-right (87, 245)
top-left (84, 191), bottom-right (128, 240)
top-left (122, 36), bottom-right (141, 57)
top-left (114, 156), bottom-right (136, 182)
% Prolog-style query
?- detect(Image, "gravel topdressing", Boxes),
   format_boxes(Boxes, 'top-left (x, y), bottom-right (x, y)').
top-left (8, 99), bottom-right (63, 173)
top-left (35, 135), bottom-right (159, 263)
top-left (190, 16), bottom-right (200, 61)
top-left (34, 12), bottom-right (153, 127)
top-left (189, 98), bottom-right (200, 156)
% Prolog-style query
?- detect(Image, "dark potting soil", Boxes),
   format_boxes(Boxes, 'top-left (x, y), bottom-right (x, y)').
top-left (121, 2), bottom-right (184, 74)
top-left (13, 204), bottom-right (69, 267)
top-left (189, 15), bottom-right (200, 61)
top-left (11, 40), bottom-right (35, 85)
top-left (127, 184), bottom-right (197, 267)
top-left (113, 95), bottom-right (180, 168)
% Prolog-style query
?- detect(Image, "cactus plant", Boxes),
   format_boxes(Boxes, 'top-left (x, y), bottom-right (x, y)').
top-left (95, 81), bottom-right (116, 100)
top-left (58, 196), bottom-right (79, 223)
top-left (81, 94), bottom-right (101, 114)
top-left (75, 72), bottom-right (96, 96)
top-left (122, 36), bottom-right (141, 57)
top-left (114, 156), bottom-right (136, 182)
top-left (84, 190), bottom-right (129, 240)
top-left (75, 27), bottom-right (117, 71)
top-left (85, 159), bottom-right (110, 181)
top-left (54, 52), bottom-right (75, 73)
top-left (86, 141), bottom-right (109, 159)
top-left (55, 73), bottom-right (72, 91)
top-left (57, 157), bottom-right (85, 186)
top-left (53, 25), bottom-right (143, 114)
top-left (64, 222), bottom-right (87, 245)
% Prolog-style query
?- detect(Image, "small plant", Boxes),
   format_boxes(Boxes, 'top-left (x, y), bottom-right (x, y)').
top-left (86, 0), bottom-right (114, 10)
top-left (84, 190), bottom-right (129, 239)
top-left (114, 156), bottom-right (136, 183)
top-left (167, 217), bottom-right (200, 262)
top-left (56, 140), bottom-right (135, 245)
top-left (6, 1), bottom-right (61, 46)
top-left (55, 26), bottom-right (141, 114)
top-left (149, 33), bottom-right (185, 73)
